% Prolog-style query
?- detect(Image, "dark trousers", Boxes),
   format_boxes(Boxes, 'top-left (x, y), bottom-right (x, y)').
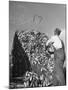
top-left (53, 48), bottom-right (65, 86)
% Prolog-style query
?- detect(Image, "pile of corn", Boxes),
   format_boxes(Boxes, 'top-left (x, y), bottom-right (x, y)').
top-left (16, 30), bottom-right (55, 87)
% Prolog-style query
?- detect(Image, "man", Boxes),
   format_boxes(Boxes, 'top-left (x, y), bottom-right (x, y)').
top-left (59, 30), bottom-right (66, 84)
top-left (46, 28), bottom-right (65, 86)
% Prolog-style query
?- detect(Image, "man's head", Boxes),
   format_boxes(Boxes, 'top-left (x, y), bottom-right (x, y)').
top-left (54, 28), bottom-right (61, 36)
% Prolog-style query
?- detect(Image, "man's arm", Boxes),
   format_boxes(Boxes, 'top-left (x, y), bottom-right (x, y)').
top-left (46, 36), bottom-right (54, 46)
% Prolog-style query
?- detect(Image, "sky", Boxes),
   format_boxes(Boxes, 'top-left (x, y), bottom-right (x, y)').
top-left (9, 1), bottom-right (66, 54)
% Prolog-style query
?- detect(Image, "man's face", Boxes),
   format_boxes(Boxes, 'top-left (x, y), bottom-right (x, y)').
top-left (54, 31), bottom-right (59, 36)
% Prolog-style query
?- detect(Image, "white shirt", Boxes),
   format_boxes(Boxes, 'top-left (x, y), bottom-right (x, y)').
top-left (46, 35), bottom-right (62, 50)
top-left (59, 30), bottom-right (66, 51)
top-left (59, 30), bottom-right (65, 45)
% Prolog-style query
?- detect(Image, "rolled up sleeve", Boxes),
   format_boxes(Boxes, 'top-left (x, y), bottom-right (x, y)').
top-left (46, 36), bottom-right (54, 46)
